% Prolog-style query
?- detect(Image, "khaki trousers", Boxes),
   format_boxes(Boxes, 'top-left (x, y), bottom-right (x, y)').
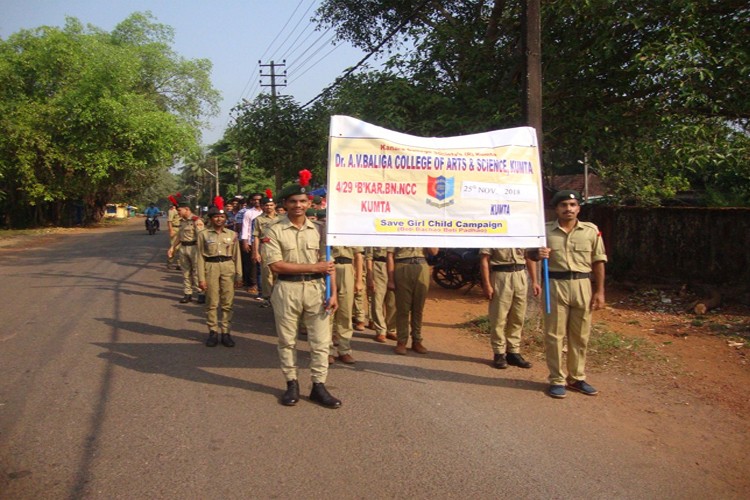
top-left (331, 263), bottom-right (354, 355)
top-left (271, 279), bottom-right (330, 383)
top-left (488, 270), bottom-right (528, 354)
top-left (394, 262), bottom-right (430, 343)
top-left (204, 260), bottom-right (235, 333)
top-left (177, 245), bottom-right (199, 295)
top-left (544, 278), bottom-right (592, 385)
top-left (353, 265), bottom-right (367, 325)
top-left (260, 260), bottom-right (275, 299)
top-left (370, 261), bottom-right (396, 336)
top-left (168, 233), bottom-right (179, 265)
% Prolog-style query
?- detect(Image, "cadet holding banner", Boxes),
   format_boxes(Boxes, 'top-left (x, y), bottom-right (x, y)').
top-left (535, 190), bottom-right (607, 399)
top-left (262, 170), bottom-right (341, 409)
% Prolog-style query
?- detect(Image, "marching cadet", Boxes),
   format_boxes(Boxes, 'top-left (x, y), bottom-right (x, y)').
top-left (479, 248), bottom-right (539, 369)
top-left (197, 197), bottom-right (242, 347)
top-left (535, 190), bottom-right (607, 399)
top-left (386, 247), bottom-right (439, 354)
top-left (252, 189), bottom-right (279, 307)
top-left (166, 194), bottom-right (182, 270)
top-left (262, 170), bottom-right (340, 409)
top-left (167, 200), bottom-right (205, 304)
top-left (365, 247), bottom-right (397, 343)
top-left (329, 245), bottom-right (364, 364)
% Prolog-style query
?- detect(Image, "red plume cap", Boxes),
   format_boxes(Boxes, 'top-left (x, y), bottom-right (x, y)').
top-left (175, 192), bottom-right (182, 198)
top-left (214, 196), bottom-right (224, 211)
top-left (265, 189), bottom-right (273, 199)
top-left (168, 195), bottom-right (178, 206)
top-left (298, 169), bottom-right (312, 187)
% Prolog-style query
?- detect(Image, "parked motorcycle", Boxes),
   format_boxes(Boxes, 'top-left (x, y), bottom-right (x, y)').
top-left (431, 248), bottom-right (481, 291)
top-left (145, 216), bottom-right (158, 235)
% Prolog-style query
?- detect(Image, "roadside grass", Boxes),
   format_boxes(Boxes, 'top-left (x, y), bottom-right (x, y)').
top-left (463, 308), bottom-right (668, 373)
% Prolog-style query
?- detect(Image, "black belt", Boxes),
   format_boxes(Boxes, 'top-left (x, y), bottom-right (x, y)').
top-left (395, 257), bottom-right (426, 265)
top-left (492, 264), bottom-right (526, 272)
top-left (180, 241), bottom-right (197, 246)
top-left (277, 273), bottom-right (325, 282)
top-left (548, 271), bottom-right (591, 280)
top-left (334, 257), bottom-right (352, 264)
top-left (204, 256), bottom-right (232, 263)
top-left (372, 257), bottom-right (387, 263)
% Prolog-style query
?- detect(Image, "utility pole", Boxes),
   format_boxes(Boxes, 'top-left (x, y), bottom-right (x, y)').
top-left (523, 0), bottom-right (543, 153)
top-left (260, 60), bottom-right (287, 192)
top-left (259, 60), bottom-right (287, 99)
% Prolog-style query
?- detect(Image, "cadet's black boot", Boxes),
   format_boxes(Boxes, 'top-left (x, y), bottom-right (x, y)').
top-left (493, 353), bottom-right (508, 369)
top-left (281, 380), bottom-right (300, 406)
top-left (179, 294), bottom-right (192, 304)
top-left (220, 333), bottom-right (235, 347)
top-left (310, 382), bottom-right (342, 409)
top-left (197, 294), bottom-right (206, 304)
top-left (506, 352), bottom-right (532, 368)
top-left (205, 330), bottom-right (219, 347)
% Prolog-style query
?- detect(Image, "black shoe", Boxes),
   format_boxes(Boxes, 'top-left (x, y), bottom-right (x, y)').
top-left (506, 352), bottom-right (532, 368)
top-left (281, 380), bottom-right (300, 406)
top-left (493, 353), bottom-right (508, 369)
top-left (309, 382), bottom-right (342, 409)
top-left (220, 333), bottom-right (235, 347)
top-left (179, 294), bottom-right (192, 303)
top-left (205, 331), bottom-right (219, 347)
top-left (197, 294), bottom-right (206, 304)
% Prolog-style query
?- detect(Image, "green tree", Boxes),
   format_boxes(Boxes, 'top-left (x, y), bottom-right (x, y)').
top-left (230, 94), bottom-right (325, 192)
top-left (0, 13), bottom-right (220, 227)
top-left (315, 0), bottom-right (750, 205)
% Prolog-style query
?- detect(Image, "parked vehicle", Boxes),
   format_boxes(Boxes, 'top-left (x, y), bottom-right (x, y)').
top-left (431, 248), bottom-right (481, 291)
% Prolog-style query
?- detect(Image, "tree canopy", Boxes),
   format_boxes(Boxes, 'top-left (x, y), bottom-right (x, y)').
top-left (292, 0), bottom-right (749, 205)
top-left (0, 13), bottom-right (219, 227)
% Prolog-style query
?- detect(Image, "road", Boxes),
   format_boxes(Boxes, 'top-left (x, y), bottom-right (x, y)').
top-left (0, 219), bottom-right (747, 498)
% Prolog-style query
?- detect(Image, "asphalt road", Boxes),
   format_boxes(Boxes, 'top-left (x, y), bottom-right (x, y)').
top-left (0, 219), bottom-right (745, 498)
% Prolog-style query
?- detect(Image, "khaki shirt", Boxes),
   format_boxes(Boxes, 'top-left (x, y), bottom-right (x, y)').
top-left (252, 213), bottom-right (278, 241)
top-left (386, 247), bottom-right (425, 260)
top-left (168, 207), bottom-right (181, 228)
top-left (545, 220), bottom-right (607, 273)
top-left (196, 227), bottom-right (242, 282)
top-left (332, 246), bottom-right (364, 260)
top-left (365, 247), bottom-right (389, 261)
top-left (177, 216), bottom-right (203, 243)
top-left (479, 248), bottom-right (527, 265)
top-left (262, 217), bottom-right (326, 266)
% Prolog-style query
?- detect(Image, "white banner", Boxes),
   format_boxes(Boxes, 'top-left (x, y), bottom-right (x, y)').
top-left (326, 115), bottom-right (547, 248)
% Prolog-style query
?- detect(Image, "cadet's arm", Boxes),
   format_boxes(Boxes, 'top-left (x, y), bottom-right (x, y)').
top-left (591, 260), bottom-right (606, 310)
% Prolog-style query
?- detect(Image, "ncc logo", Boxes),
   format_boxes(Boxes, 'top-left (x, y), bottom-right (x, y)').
top-left (426, 175), bottom-right (455, 208)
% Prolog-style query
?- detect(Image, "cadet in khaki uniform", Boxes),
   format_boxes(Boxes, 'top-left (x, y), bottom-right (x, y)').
top-left (536, 190), bottom-right (607, 399)
top-left (262, 171), bottom-right (341, 409)
top-left (166, 195), bottom-right (182, 270)
top-left (366, 247), bottom-right (397, 343)
top-left (387, 247), bottom-right (439, 355)
top-left (252, 190), bottom-right (278, 306)
top-left (330, 245), bottom-right (364, 364)
top-left (479, 248), bottom-right (539, 369)
top-left (197, 198), bottom-right (242, 348)
top-left (167, 201), bottom-right (205, 303)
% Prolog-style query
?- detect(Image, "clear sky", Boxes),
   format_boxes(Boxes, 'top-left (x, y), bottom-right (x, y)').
top-left (0, 0), bottom-right (369, 145)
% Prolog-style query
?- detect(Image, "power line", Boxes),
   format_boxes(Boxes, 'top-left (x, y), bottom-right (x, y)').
top-left (258, 0), bottom-right (306, 63)
top-left (288, 40), bottom-right (342, 85)
top-left (271, 0), bottom-right (318, 62)
top-left (301, 0), bottom-right (431, 108)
